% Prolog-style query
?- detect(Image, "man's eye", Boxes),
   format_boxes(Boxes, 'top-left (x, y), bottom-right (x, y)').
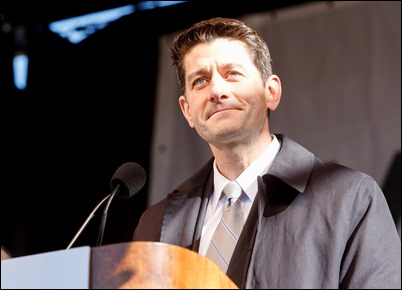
top-left (194, 78), bottom-right (205, 85)
top-left (228, 71), bottom-right (240, 78)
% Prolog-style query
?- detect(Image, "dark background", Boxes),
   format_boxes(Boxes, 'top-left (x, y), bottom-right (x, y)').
top-left (1, 1), bottom-right (314, 257)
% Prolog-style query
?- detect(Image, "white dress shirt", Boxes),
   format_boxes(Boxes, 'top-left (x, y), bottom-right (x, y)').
top-left (199, 135), bottom-right (280, 256)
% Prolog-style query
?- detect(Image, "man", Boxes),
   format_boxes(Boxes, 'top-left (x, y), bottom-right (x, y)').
top-left (133, 17), bottom-right (401, 288)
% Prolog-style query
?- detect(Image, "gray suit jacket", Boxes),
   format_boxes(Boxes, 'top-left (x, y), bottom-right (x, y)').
top-left (133, 134), bottom-right (401, 288)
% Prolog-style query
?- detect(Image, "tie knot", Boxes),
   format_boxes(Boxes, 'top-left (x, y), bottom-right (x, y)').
top-left (223, 181), bottom-right (242, 200)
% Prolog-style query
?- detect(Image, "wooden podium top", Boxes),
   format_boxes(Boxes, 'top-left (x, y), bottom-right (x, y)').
top-left (91, 241), bottom-right (238, 289)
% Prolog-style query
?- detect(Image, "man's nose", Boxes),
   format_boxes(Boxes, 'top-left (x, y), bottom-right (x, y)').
top-left (209, 75), bottom-right (229, 102)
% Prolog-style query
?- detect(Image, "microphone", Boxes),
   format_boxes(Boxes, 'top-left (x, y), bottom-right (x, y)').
top-left (96, 162), bottom-right (146, 246)
top-left (66, 162), bottom-right (146, 250)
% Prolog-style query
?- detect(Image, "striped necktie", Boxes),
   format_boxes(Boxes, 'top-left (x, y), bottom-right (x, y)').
top-left (206, 181), bottom-right (244, 273)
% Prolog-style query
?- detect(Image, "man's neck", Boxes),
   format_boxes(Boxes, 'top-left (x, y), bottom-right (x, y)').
top-left (211, 133), bottom-right (273, 180)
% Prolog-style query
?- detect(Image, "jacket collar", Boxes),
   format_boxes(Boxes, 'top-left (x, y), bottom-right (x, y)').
top-left (267, 134), bottom-right (315, 193)
top-left (172, 134), bottom-right (315, 196)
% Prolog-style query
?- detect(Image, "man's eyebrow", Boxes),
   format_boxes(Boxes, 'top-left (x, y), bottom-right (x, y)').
top-left (187, 68), bottom-right (209, 81)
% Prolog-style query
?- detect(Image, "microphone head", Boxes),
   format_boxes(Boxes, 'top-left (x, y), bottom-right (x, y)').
top-left (110, 162), bottom-right (146, 199)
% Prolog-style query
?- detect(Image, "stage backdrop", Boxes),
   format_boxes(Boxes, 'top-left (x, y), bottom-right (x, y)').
top-left (149, 1), bottom-right (401, 230)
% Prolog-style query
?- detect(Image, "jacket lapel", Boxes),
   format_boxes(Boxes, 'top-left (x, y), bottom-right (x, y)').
top-left (160, 158), bottom-right (214, 250)
top-left (229, 134), bottom-right (316, 288)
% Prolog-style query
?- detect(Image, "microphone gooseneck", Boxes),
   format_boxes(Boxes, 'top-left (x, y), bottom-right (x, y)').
top-left (95, 184), bottom-right (120, 247)
top-left (66, 194), bottom-right (110, 250)
top-left (66, 162), bottom-right (146, 250)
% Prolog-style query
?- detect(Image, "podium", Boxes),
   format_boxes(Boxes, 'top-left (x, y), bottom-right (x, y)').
top-left (1, 241), bottom-right (238, 289)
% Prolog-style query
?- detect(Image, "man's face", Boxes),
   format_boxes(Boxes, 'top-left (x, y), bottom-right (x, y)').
top-left (179, 39), bottom-right (274, 148)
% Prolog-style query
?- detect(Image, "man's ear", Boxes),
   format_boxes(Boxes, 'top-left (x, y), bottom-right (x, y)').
top-left (179, 95), bottom-right (195, 128)
top-left (266, 75), bottom-right (282, 111)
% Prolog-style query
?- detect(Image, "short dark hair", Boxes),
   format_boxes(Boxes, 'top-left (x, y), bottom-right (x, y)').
top-left (170, 17), bottom-right (273, 95)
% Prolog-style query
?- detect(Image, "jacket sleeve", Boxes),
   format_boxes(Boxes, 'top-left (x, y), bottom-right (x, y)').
top-left (339, 176), bottom-right (401, 289)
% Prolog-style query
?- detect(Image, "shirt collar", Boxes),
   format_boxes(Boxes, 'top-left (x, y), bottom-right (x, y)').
top-left (211, 134), bottom-right (280, 209)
